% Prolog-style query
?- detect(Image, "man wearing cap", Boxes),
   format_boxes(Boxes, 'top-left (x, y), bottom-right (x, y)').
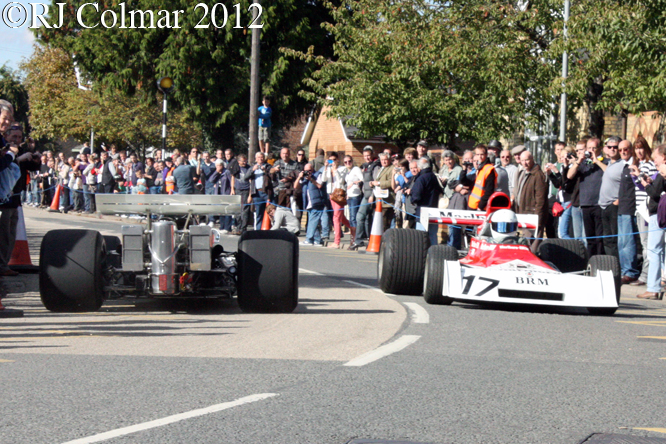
top-left (488, 140), bottom-right (502, 166)
top-left (416, 140), bottom-right (435, 166)
top-left (461, 145), bottom-right (497, 211)
top-left (355, 146), bottom-right (381, 244)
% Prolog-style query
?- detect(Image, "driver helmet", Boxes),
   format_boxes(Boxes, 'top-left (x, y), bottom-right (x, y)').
top-left (489, 209), bottom-right (518, 242)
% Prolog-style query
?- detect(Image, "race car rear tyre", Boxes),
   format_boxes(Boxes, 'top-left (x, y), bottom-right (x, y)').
top-left (39, 229), bottom-right (105, 312)
top-left (378, 228), bottom-right (430, 295)
top-left (237, 230), bottom-right (299, 313)
top-left (423, 245), bottom-right (458, 305)
top-left (586, 255), bottom-right (621, 316)
top-left (537, 239), bottom-right (587, 273)
top-left (103, 235), bottom-right (122, 269)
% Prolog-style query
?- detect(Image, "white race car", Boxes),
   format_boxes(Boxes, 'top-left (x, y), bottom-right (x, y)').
top-left (378, 193), bottom-right (620, 315)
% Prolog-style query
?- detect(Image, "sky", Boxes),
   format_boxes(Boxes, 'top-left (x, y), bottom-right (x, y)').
top-left (0, 1), bottom-right (40, 72)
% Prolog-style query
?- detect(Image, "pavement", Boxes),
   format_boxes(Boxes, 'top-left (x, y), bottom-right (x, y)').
top-left (2, 207), bottom-right (666, 444)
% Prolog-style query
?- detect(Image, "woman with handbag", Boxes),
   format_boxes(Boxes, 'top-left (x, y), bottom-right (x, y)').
top-left (344, 155), bottom-right (363, 249)
top-left (322, 152), bottom-right (352, 249)
top-left (629, 136), bottom-right (657, 287)
top-left (638, 144), bottom-right (666, 300)
top-left (546, 146), bottom-right (574, 238)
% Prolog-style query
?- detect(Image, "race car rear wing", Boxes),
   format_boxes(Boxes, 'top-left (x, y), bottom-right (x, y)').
top-left (96, 194), bottom-right (242, 216)
top-left (419, 191), bottom-right (538, 232)
top-left (419, 207), bottom-right (538, 230)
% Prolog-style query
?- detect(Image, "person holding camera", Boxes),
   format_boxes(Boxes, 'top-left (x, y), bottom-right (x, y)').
top-left (546, 146), bottom-right (576, 239)
top-left (0, 121), bottom-right (40, 276)
top-left (296, 163), bottom-right (329, 246)
top-left (629, 136), bottom-right (657, 286)
top-left (460, 145), bottom-right (496, 211)
top-left (567, 137), bottom-right (608, 257)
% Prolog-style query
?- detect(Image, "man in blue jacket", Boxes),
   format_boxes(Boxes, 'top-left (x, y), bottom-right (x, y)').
top-left (295, 163), bottom-right (329, 246)
top-left (410, 157), bottom-right (442, 245)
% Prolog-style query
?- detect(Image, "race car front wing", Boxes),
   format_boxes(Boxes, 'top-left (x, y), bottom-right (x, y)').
top-left (442, 261), bottom-right (618, 309)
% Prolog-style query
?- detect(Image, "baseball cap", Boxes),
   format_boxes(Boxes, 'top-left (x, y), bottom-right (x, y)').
top-left (511, 145), bottom-right (526, 156)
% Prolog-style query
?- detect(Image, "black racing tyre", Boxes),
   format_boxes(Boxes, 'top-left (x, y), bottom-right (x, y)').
top-left (423, 245), bottom-right (458, 305)
top-left (378, 228), bottom-right (430, 295)
top-left (39, 229), bottom-right (105, 312)
top-left (586, 255), bottom-right (621, 316)
top-left (537, 239), bottom-right (587, 273)
top-left (103, 235), bottom-right (122, 269)
top-left (237, 230), bottom-right (299, 313)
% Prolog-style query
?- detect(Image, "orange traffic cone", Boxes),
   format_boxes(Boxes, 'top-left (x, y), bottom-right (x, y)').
top-left (261, 207), bottom-right (272, 230)
top-left (48, 184), bottom-right (62, 212)
top-left (364, 200), bottom-right (383, 254)
top-left (9, 206), bottom-right (37, 272)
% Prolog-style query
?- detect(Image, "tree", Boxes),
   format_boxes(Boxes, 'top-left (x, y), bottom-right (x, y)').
top-left (289, 0), bottom-right (559, 145)
top-left (0, 66), bottom-right (30, 132)
top-left (22, 45), bottom-right (201, 151)
top-left (34, 0), bottom-right (336, 150)
top-left (293, 0), bottom-right (666, 144)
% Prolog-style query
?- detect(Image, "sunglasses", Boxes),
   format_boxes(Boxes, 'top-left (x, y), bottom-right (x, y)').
top-left (606, 145), bottom-right (618, 149)
top-left (344, 160), bottom-right (352, 164)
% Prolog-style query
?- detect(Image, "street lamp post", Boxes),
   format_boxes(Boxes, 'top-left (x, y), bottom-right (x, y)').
top-left (157, 76), bottom-right (174, 157)
top-left (558, 0), bottom-right (570, 143)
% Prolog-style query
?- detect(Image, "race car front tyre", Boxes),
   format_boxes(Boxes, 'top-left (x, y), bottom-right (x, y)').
top-left (237, 230), bottom-right (299, 313)
top-left (423, 245), bottom-right (457, 305)
top-left (378, 228), bottom-right (430, 295)
top-left (537, 239), bottom-right (587, 273)
top-left (586, 255), bottom-right (621, 316)
top-left (39, 229), bottom-right (106, 312)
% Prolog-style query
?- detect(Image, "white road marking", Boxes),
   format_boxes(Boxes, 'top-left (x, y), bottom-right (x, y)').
top-left (60, 393), bottom-right (278, 444)
top-left (343, 279), bottom-right (383, 293)
top-left (299, 268), bottom-right (324, 276)
top-left (344, 335), bottom-right (421, 367)
top-left (403, 302), bottom-right (430, 324)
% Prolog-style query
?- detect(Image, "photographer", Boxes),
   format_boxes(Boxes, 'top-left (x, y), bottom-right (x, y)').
top-left (546, 146), bottom-right (576, 239)
top-left (460, 145), bottom-right (496, 211)
top-left (296, 163), bottom-right (329, 246)
top-left (0, 123), bottom-right (40, 277)
top-left (567, 137), bottom-right (608, 257)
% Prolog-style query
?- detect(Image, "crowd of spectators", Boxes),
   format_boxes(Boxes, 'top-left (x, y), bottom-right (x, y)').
top-left (3, 95), bottom-right (666, 298)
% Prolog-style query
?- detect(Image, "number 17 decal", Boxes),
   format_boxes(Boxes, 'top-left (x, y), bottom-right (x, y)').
top-left (461, 275), bottom-right (500, 296)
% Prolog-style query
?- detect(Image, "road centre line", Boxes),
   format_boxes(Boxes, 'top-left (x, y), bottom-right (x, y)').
top-left (342, 279), bottom-right (383, 293)
top-left (299, 268), bottom-right (324, 276)
top-left (633, 428), bottom-right (666, 434)
top-left (344, 335), bottom-right (421, 367)
top-left (403, 302), bottom-right (430, 324)
top-left (60, 393), bottom-right (278, 444)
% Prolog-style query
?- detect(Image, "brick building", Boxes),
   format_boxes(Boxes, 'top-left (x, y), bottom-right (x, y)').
top-left (300, 107), bottom-right (399, 163)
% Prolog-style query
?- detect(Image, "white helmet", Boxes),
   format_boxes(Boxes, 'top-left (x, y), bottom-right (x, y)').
top-left (489, 209), bottom-right (519, 242)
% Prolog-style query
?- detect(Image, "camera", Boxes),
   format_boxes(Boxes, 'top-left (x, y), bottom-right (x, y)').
top-left (463, 161), bottom-right (474, 169)
top-left (566, 152), bottom-right (576, 160)
top-left (303, 170), bottom-right (312, 179)
top-left (584, 151), bottom-right (592, 159)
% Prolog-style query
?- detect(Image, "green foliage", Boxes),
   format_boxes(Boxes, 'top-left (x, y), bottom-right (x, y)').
top-left (34, 0), bottom-right (335, 148)
top-left (294, 0), bottom-right (666, 143)
top-left (290, 0), bottom-right (561, 144)
top-left (0, 66), bottom-right (30, 131)
top-left (21, 45), bottom-right (201, 150)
